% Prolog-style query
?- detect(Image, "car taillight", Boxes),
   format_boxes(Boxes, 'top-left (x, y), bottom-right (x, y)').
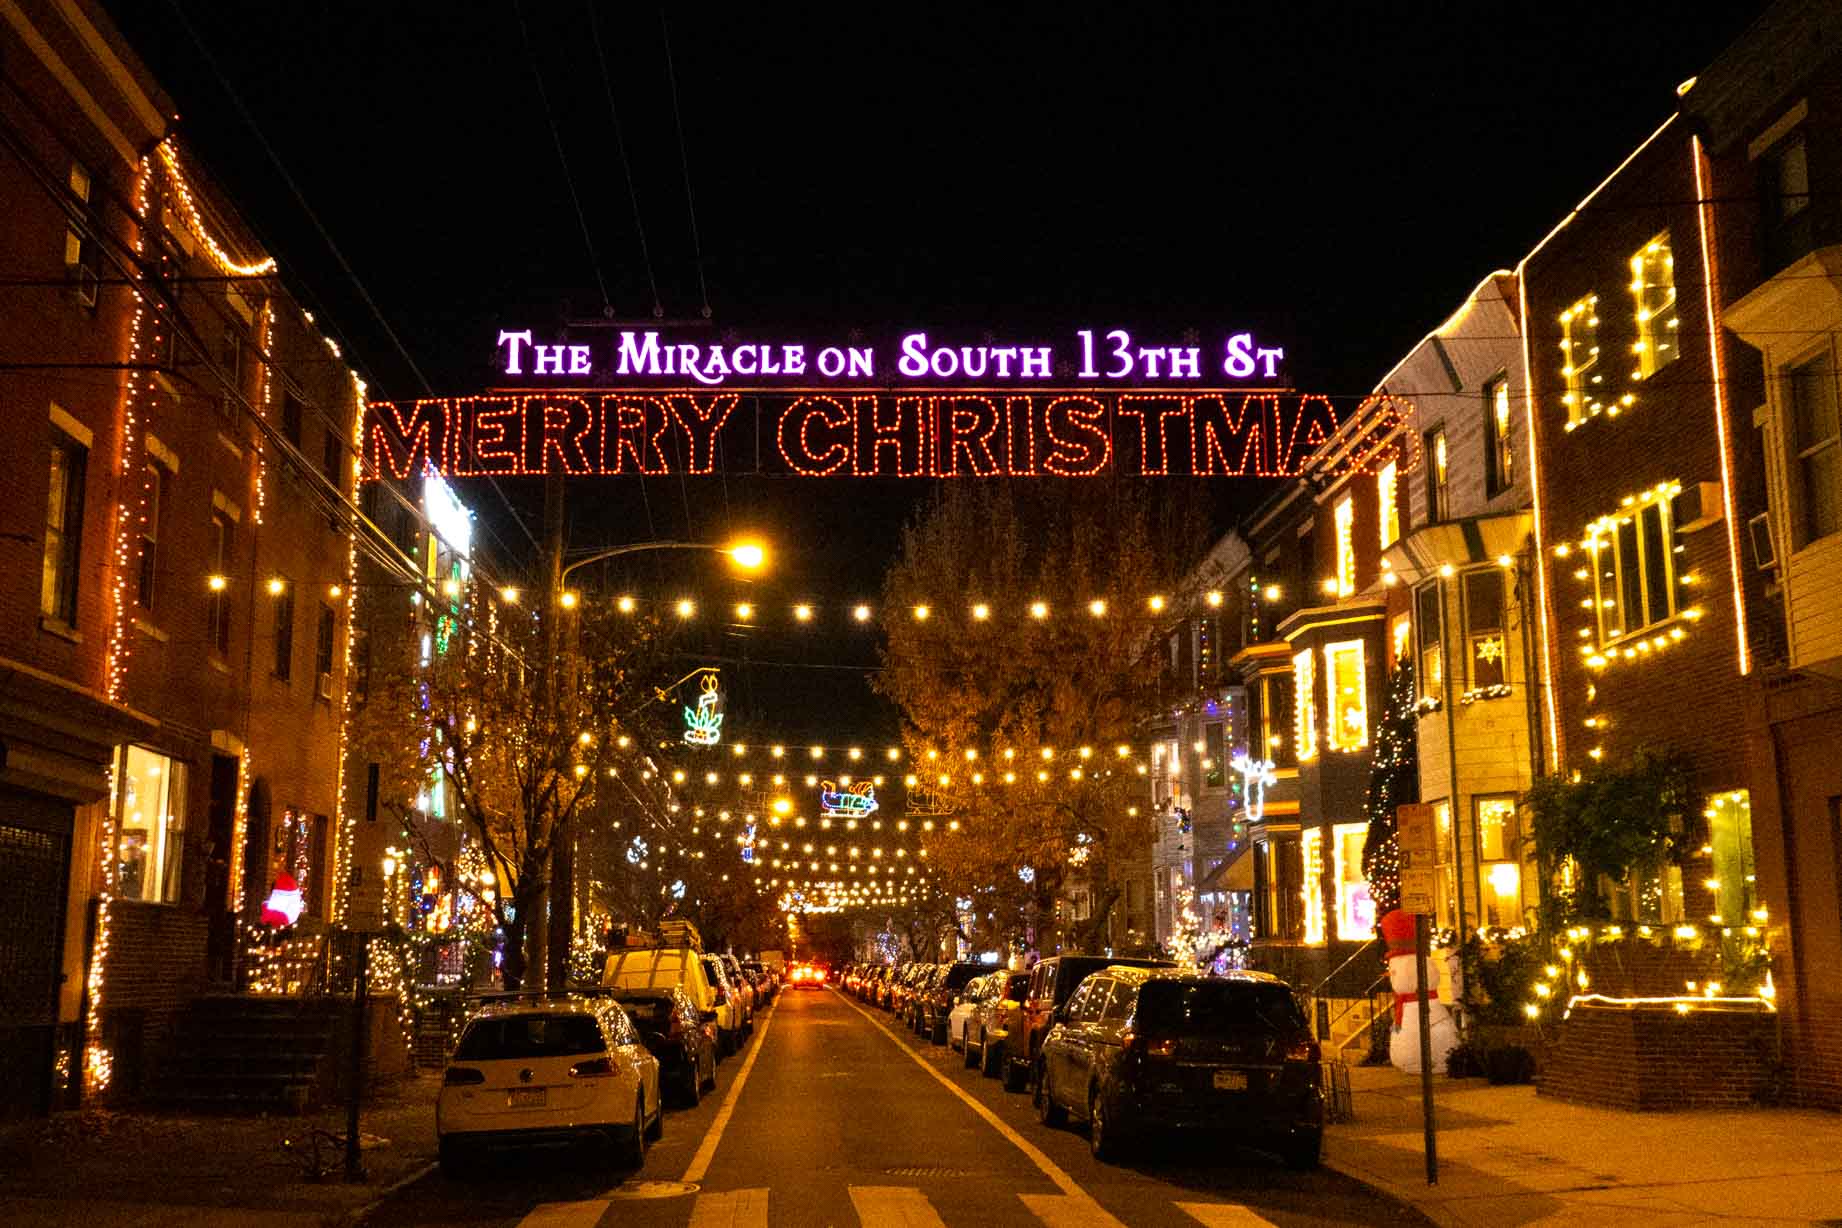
top-left (443, 1066), bottom-right (484, 1086)
top-left (814, 970), bottom-right (827, 982)
top-left (1120, 1031), bottom-right (1176, 1058)
top-left (1286, 1037), bottom-right (1322, 1063)
top-left (568, 1057), bottom-right (618, 1078)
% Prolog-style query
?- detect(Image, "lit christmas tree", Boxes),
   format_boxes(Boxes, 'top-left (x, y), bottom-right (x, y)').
top-left (1362, 657), bottom-right (1418, 919)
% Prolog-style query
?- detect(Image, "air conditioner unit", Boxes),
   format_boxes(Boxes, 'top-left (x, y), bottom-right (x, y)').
top-left (317, 670), bottom-right (334, 700)
top-left (1748, 512), bottom-right (1777, 572)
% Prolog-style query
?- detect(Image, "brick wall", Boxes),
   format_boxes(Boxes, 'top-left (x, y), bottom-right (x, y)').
top-left (1540, 1003), bottom-right (1776, 1110)
top-left (98, 900), bottom-right (209, 1098)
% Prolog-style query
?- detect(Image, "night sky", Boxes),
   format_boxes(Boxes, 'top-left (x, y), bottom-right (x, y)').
top-left (108, 2), bottom-right (1765, 736)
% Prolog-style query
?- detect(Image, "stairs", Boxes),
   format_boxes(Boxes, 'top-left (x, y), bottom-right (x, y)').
top-left (158, 995), bottom-right (341, 1113)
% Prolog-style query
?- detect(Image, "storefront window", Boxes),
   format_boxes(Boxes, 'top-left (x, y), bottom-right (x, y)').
top-left (116, 745), bottom-right (186, 903)
top-left (1333, 821), bottom-right (1375, 938)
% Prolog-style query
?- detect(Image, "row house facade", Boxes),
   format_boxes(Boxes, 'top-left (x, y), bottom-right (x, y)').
top-left (0, 0), bottom-right (376, 1114)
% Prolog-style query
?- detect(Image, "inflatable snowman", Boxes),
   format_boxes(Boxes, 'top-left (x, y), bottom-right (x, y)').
top-left (1379, 909), bottom-right (1461, 1074)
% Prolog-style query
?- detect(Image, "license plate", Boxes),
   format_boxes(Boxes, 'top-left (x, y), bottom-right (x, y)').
top-left (1212, 1069), bottom-right (1248, 1091)
top-left (507, 1087), bottom-right (547, 1109)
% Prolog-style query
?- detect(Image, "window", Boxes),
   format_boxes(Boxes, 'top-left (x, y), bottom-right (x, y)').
top-left (1333, 495), bottom-right (1355, 597)
top-left (1706, 790), bottom-right (1758, 928)
top-left (1476, 796), bottom-right (1524, 929)
top-left (1378, 460), bottom-right (1399, 548)
top-left (43, 430), bottom-right (88, 623)
top-left (1258, 672), bottom-right (1295, 769)
top-left (1203, 721), bottom-right (1225, 788)
top-left (208, 510), bottom-right (233, 654)
top-left (315, 604), bottom-right (337, 687)
top-left (1292, 648), bottom-right (1316, 762)
top-left (1301, 827), bottom-right (1325, 944)
top-left (1559, 293), bottom-right (1603, 427)
top-left (1324, 639), bottom-right (1367, 751)
top-left (1424, 427), bottom-right (1448, 522)
top-left (322, 428), bottom-right (344, 487)
top-left (65, 163), bottom-right (98, 308)
top-left (1415, 583), bottom-right (1443, 703)
top-left (137, 461), bottom-right (167, 610)
top-left (282, 392), bottom-right (304, 447)
top-left (1462, 569), bottom-right (1507, 689)
top-left (1333, 821), bottom-right (1375, 939)
top-left (116, 744), bottom-right (187, 903)
top-left (1787, 349), bottom-right (1840, 544)
top-left (350, 624), bottom-right (370, 702)
top-left (272, 580), bottom-right (294, 680)
top-left (1484, 375), bottom-right (1514, 495)
top-left (1763, 136), bottom-right (1812, 269)
top-left (218, 327), bottom-right (243, 418)
top-left (1392, 613), bottom-right (1412, 664)
top-left (152, 236), bottom-right (182, 371)
top-left (1629, 233), bottom-right (1678, 379)
top-left (1589, 490), bottom-right (1678, 646)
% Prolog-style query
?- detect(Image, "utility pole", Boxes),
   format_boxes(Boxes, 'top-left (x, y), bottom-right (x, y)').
top-left (541, 469), bottom-right (568, 991)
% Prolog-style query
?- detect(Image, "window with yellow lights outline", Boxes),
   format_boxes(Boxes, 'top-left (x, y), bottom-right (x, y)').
top-left (1589, 487), bottom-right (1679, 649)
top-left (1323, 639), bottom-right (1367, 751)
top-left (1333, 495), bottom-right (1355, 597)
top-left (1292, 648), bottom-right (1316, 761)
top-left (1559, 293), bottom-right (1603, 427)
top-left (1629, 231), bottom-right (1677, 380)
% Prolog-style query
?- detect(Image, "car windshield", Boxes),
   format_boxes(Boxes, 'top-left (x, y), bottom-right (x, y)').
top-left (453, 1014), bottom-right (605, 1060)
top-left (1135, 981), bottom-right (1304, 1036)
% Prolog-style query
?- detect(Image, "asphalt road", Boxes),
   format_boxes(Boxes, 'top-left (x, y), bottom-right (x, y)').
top-left (363, 986), bottom-right (1418, 1227)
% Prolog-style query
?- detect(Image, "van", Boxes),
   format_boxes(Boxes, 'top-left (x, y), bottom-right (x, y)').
top-left (602, 947), bottom-right (736, 1056)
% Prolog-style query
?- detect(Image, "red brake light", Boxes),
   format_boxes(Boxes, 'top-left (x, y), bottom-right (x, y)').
top-left (568, 1057), bottom-right (617, 1078)
top-left (814, 969), bottom-right (827, 982)
top-left (443, 1066), bottom-right (484, 1086)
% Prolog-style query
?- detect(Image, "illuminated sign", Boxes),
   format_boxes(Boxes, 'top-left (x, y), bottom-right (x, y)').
top-left (683, 671), bottom-right (723, 747)
top-left (422, 473), bottom-right (473, 573)
top-left (819, 780), bottom-right (878, 818)
top-left (495, 328), bottom-right (1287, 387)
top-left (364, 390), bottom-right (1421, 480)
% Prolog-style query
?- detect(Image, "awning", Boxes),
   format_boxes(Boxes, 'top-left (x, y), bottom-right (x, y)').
top-left (1197, 845), bottom-right (1254, 894)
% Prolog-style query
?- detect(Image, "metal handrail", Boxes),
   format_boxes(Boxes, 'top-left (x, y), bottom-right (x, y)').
top-left (1309, 936), bottom-right (1381, 998)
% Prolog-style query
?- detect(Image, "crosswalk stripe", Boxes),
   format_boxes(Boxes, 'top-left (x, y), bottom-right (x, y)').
top-left (1177, 1202), bottom-right (1280, 1227)
top-left (688, 1186), bottom-right (770, 1227)
top-left (848, 1185), bottom-right (948, 1227)
top-left (1018, 1192), bottom-right (1130, 1227)
top-left (512, 1199), bottom-right (610, 1228)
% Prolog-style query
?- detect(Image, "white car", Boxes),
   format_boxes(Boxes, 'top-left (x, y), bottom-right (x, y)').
top-left (701, 954), bottom-right (748, 1048)
top-left (437, 997), bottom-right (662, 1175)
top-left (946, 972), bottom-right (992, 1052)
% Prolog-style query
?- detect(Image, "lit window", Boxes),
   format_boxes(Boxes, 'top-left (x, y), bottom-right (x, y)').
top-left (1392, 614), bottom-right (1412, 664)
top-left (1324, 639), bottom-right (1367, 751)
top-left (1559, 294), bottom-right (1603, 426)
top-left (1588, 488), bottom-right (1679, 646)
top-left (1415, 583), bottom-right (1442, 703)
top-left (207, 508), bottom-right (233, 655)
top-left (65, 162), bottom-right (97, 307)
top-left (1334, 496), bottom-right (1355, 597)
top-left (43, 427), bottom-right (88, 624)
top-left (1707, 790), bottom-right (1757, 929)
top-left (1462, 569), bottom-right (1506, 689)
top-left (1292, 648), bottom-right (1316, 762)
top-left (1333, 822), bottom-right (1375, 939)
top-left (116, 744), bottom-right (187, 904)
top-left (1476, 796), bottom-right (1523, 929)
top-left (1301, 827), bottom-right (1325, 945)
top-left (1630, 232), bottom-right (1677, 379)
top-left (1787, 349), bottom-right (1840, 545)
top-left (1424, 427), bottom-right (1448, 522)
top-left (1485, 376), bottom-right (1514, 495)
top-left (1378, 460), bottom-right (1399, 548)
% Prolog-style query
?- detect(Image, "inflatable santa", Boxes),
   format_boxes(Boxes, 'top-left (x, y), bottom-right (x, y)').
top-left (1379, 908), bottom-right (1461, 1074)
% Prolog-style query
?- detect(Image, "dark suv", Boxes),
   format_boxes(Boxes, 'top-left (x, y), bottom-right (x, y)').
top-left (918, 962), bottom-right (987, 1045)
top-left (1008, 953), bottom-right (1175, 1092)
top-left (1035, 967), bottom-right (1324, 1168)
top-left (608, 983), bottom-right (718, 1106)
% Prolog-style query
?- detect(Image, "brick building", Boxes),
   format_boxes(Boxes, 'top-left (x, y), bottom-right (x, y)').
top-left (0, 0), bottom-right (368, 1113)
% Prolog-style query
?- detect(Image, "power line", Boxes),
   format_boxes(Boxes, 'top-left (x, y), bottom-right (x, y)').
top-left (587, 0), bottom-right (662, 320)
top-left (659, 12), bottom-right (711, 321)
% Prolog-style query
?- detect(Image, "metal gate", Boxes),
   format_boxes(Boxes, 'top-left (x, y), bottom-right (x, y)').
top-left (0, 816), bottom-right (71, 1117)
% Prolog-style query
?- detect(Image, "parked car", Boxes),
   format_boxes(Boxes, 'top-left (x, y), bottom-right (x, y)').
top-left (438, 997), bottom-right (662, 1175)
top-left (601, 945), bottom-right (734, 1058)
top-left (608, 984), bottom-right (717, 1106)
top-left (966, 970), bottom-right (1031, 1077)
top-left (718, 954), bottom-right (757, 1028)
top-left (699, 955), bottom-right (749, 1051)
top-left (1034, 967), bottom-right (1324, 1168)
top-left (889, 963), bottom-right (928, 1018)
top-left (920, 962), bottom-right (988, 1044)
top-left (906, 965), bottom-right (943, 1032)
top-left (740, 960), bottom-right (774, 1003)
top-left (946, 971), bottom-right (994, 1053)
top-left (1008, 954), bottom-right (1176, 1092)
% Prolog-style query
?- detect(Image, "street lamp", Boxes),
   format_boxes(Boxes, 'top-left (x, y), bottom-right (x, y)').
top-left (559, 537), bottom-right (769, 590)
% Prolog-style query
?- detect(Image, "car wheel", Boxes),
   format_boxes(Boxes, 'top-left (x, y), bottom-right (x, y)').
top-left (1035, 1065), bottom-right (1066, 1128)
top-left (615, 1099), bottom-right (646, 1170)
top-left (1089, 1089), bottom-right (1125, 1162)
top-left (644, 1092), bottom-right (664, 1141)
top-left (437, 1136), bottom-right (467, 1180)
top-left (1282, 1129), bottom-right (1323, 1171)
top-left (679, 1063), bottom-right (700, 1107)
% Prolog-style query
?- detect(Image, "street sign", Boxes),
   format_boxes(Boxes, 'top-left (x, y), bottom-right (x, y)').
top-left (1400, 866), bottom-right (1439, 916)
top-left (1396, 804), bottom-right (1439, 917)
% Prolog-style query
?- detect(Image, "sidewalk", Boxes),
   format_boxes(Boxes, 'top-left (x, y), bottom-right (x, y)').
top-left (0, 1075), bottom-right (439, 1228)
top-left (1326, 1063), bottom-right (1842, 1226)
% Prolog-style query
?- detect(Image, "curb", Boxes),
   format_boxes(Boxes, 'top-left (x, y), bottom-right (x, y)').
top-left (341, 1160), bottom-right (438, 1225)
top-left (1322, 1140), bottom-right (1446, 1228)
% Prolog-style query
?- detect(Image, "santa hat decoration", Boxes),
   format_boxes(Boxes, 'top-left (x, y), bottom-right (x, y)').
top-left (262, 872), bottom-right (304, 927)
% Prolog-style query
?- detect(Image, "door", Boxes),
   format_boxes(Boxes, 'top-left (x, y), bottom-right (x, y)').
top-left (0, 788), bottom-right (73, 1117)
top-left (204, 754), bottom-right (238, 983)
top-left (1064, 976), bottom-right (1113, 1097)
